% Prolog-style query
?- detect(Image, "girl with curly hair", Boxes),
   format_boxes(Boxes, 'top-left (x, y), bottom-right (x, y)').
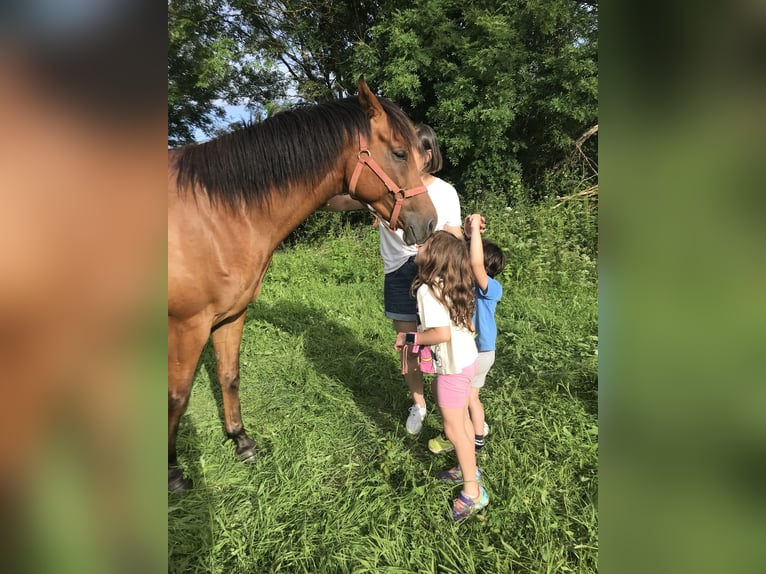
top-left (394, 230), bottom-right (487, 520)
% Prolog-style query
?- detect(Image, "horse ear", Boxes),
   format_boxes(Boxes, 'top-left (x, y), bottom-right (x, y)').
top-left (357, 76), bottom-right (384, 120)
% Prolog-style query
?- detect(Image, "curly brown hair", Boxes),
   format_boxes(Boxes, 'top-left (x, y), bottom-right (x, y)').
top-left (411, 230), bottom-right (475, 330)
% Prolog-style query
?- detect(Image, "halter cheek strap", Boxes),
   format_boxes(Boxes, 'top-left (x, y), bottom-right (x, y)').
top-left (349, 133), bottom-right (428, 231)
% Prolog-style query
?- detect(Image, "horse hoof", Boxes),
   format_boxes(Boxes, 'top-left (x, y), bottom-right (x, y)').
top-left (168, 467), bottom-right (192, 492)
top-left (236, 445), bottom-right (259, 464)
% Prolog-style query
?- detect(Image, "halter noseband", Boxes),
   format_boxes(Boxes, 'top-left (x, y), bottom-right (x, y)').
top-left (348, 133), bottom-right (429, 232)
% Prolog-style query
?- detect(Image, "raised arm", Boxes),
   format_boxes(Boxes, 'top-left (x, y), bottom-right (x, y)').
top-left (468, 213), bottom-right (488, 292)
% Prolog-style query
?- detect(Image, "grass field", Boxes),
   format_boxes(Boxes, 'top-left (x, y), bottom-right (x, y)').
top-left (168, 201), bottom-right (598, 573)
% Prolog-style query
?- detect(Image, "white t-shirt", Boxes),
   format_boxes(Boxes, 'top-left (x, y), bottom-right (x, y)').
top-left (416, 284), bottom-right (478, 375)
top-left (377, 177), bottom-right (461, 274)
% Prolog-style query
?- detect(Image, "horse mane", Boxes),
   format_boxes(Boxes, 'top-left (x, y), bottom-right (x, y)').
top-left (173, 96), bottom-right (417, 210)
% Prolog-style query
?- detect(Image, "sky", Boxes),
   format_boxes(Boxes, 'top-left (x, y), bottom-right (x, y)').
top-left (193, 103), bottom-right (254, 143)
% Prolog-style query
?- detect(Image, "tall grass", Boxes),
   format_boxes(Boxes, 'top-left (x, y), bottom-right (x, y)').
top-left (169, 200), bottom-right (598, 573)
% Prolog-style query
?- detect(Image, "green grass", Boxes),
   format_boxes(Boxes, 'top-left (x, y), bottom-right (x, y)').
top-left (169, 202), bottom-right (598, 573)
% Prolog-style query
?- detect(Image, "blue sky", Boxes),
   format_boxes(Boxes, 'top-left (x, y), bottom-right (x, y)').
top-left (193, 103), bottom-right (255, 142)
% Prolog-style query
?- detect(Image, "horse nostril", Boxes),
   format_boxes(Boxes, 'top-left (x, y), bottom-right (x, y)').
top-left (427, 218), bottom-right (435, 235)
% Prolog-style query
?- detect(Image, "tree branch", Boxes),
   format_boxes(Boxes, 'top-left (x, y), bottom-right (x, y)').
top-left (575, 124), bottom-right (598, 149)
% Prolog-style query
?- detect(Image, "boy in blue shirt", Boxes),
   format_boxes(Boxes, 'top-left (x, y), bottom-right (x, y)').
top-left (429, 213), bottom-right (506, 453)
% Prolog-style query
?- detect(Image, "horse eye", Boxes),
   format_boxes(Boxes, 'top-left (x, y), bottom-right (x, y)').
top-left (393, 150), bottom-right (408, 161)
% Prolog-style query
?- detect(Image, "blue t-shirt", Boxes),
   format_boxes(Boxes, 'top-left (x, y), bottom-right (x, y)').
top-left (473, 277), bottom-right (502, 352)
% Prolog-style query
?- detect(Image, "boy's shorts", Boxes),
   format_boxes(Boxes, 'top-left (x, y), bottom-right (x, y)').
top-left (383, 256), bottom-right (418, 322)
top-left (471, 351), bottom-right (496, 389)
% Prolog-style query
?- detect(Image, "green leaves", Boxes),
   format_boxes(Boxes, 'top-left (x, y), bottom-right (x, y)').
top-left (370, 0), bottom-right (598, 199)
top-left (168, 0), bottom-right (598, 202)
top-left (168, 0), bottom-right (242, 144)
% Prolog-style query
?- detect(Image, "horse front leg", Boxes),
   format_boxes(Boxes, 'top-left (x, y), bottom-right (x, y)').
top-left (168, 317), bottom-right (210, 492)
top-left (211, 310), bottom-right (259, 462)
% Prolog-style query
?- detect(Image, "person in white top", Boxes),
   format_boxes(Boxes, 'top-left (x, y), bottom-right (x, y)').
top-left (394, 230), bottom-right (487, 521)
top-left (325, 124), bottom-right (463, 434)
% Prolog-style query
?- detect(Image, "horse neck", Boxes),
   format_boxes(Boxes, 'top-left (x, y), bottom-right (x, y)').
top-left (250, 158), bottom-right (349, 247)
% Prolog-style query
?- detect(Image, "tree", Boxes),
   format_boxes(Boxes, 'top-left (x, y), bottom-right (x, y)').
top-left (362, 0), bottom-right (598, 198)
top-left (167, 0), bottom-right (598, 201)
top-left (168, 0), bottom-right (288, 145)
top-left (169, 0), bottom-right (234, 145)
top-left (230, 0), bottom-right (387, 101)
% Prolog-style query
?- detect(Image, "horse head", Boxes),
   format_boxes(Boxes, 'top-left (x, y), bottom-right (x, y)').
top-left (348, 78), bottom-right (437, 245)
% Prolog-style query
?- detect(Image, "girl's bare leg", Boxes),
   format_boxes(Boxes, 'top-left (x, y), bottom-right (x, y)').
top-left (442, 406), bottom-right (479, 498)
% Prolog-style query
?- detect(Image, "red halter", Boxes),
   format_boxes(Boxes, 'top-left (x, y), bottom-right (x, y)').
top-left (348, 133), bottom-right (429, 232)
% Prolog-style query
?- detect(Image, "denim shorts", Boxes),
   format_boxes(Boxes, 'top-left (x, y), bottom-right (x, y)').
top-left (383, 256), bottom-right (418, 321)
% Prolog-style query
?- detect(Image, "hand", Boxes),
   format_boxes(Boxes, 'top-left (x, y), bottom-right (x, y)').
top-left (463, 214), bottom-right (483, 238)
top-left (466, 213), bottom-right (486, 236)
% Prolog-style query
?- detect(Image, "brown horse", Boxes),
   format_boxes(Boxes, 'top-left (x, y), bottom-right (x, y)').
top-left (168, 78), bottom-right (436, 491)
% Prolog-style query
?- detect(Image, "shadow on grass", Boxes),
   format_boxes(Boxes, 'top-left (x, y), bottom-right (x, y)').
top-left (196, 338), bottom-right (274, 458)
top-left (176, 299), bottom-right (445, 499)
top-left (246, 298), bottom-right (415, 437)
top-left (168, 418), bottom-right (213, 574)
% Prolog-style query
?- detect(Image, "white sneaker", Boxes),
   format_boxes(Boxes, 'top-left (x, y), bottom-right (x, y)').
top-left (406, 404), bottom-right (427, 434)
top-left (483, 422), bottom-right (490, 436)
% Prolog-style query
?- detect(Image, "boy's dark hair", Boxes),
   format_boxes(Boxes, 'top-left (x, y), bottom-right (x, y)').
top-left (483, 240), bottom-right (506, 278)
top-left (415, 123), bottom-right (443, 174)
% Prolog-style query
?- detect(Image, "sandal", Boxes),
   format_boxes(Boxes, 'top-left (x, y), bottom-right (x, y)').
top-left (437, 465), bottom-right (483, 483)
top-left (450, 485), bottom-right (489, 521)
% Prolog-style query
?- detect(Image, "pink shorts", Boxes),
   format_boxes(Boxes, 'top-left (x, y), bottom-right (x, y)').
top-left (435, 360), bottom-right (478, 409)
